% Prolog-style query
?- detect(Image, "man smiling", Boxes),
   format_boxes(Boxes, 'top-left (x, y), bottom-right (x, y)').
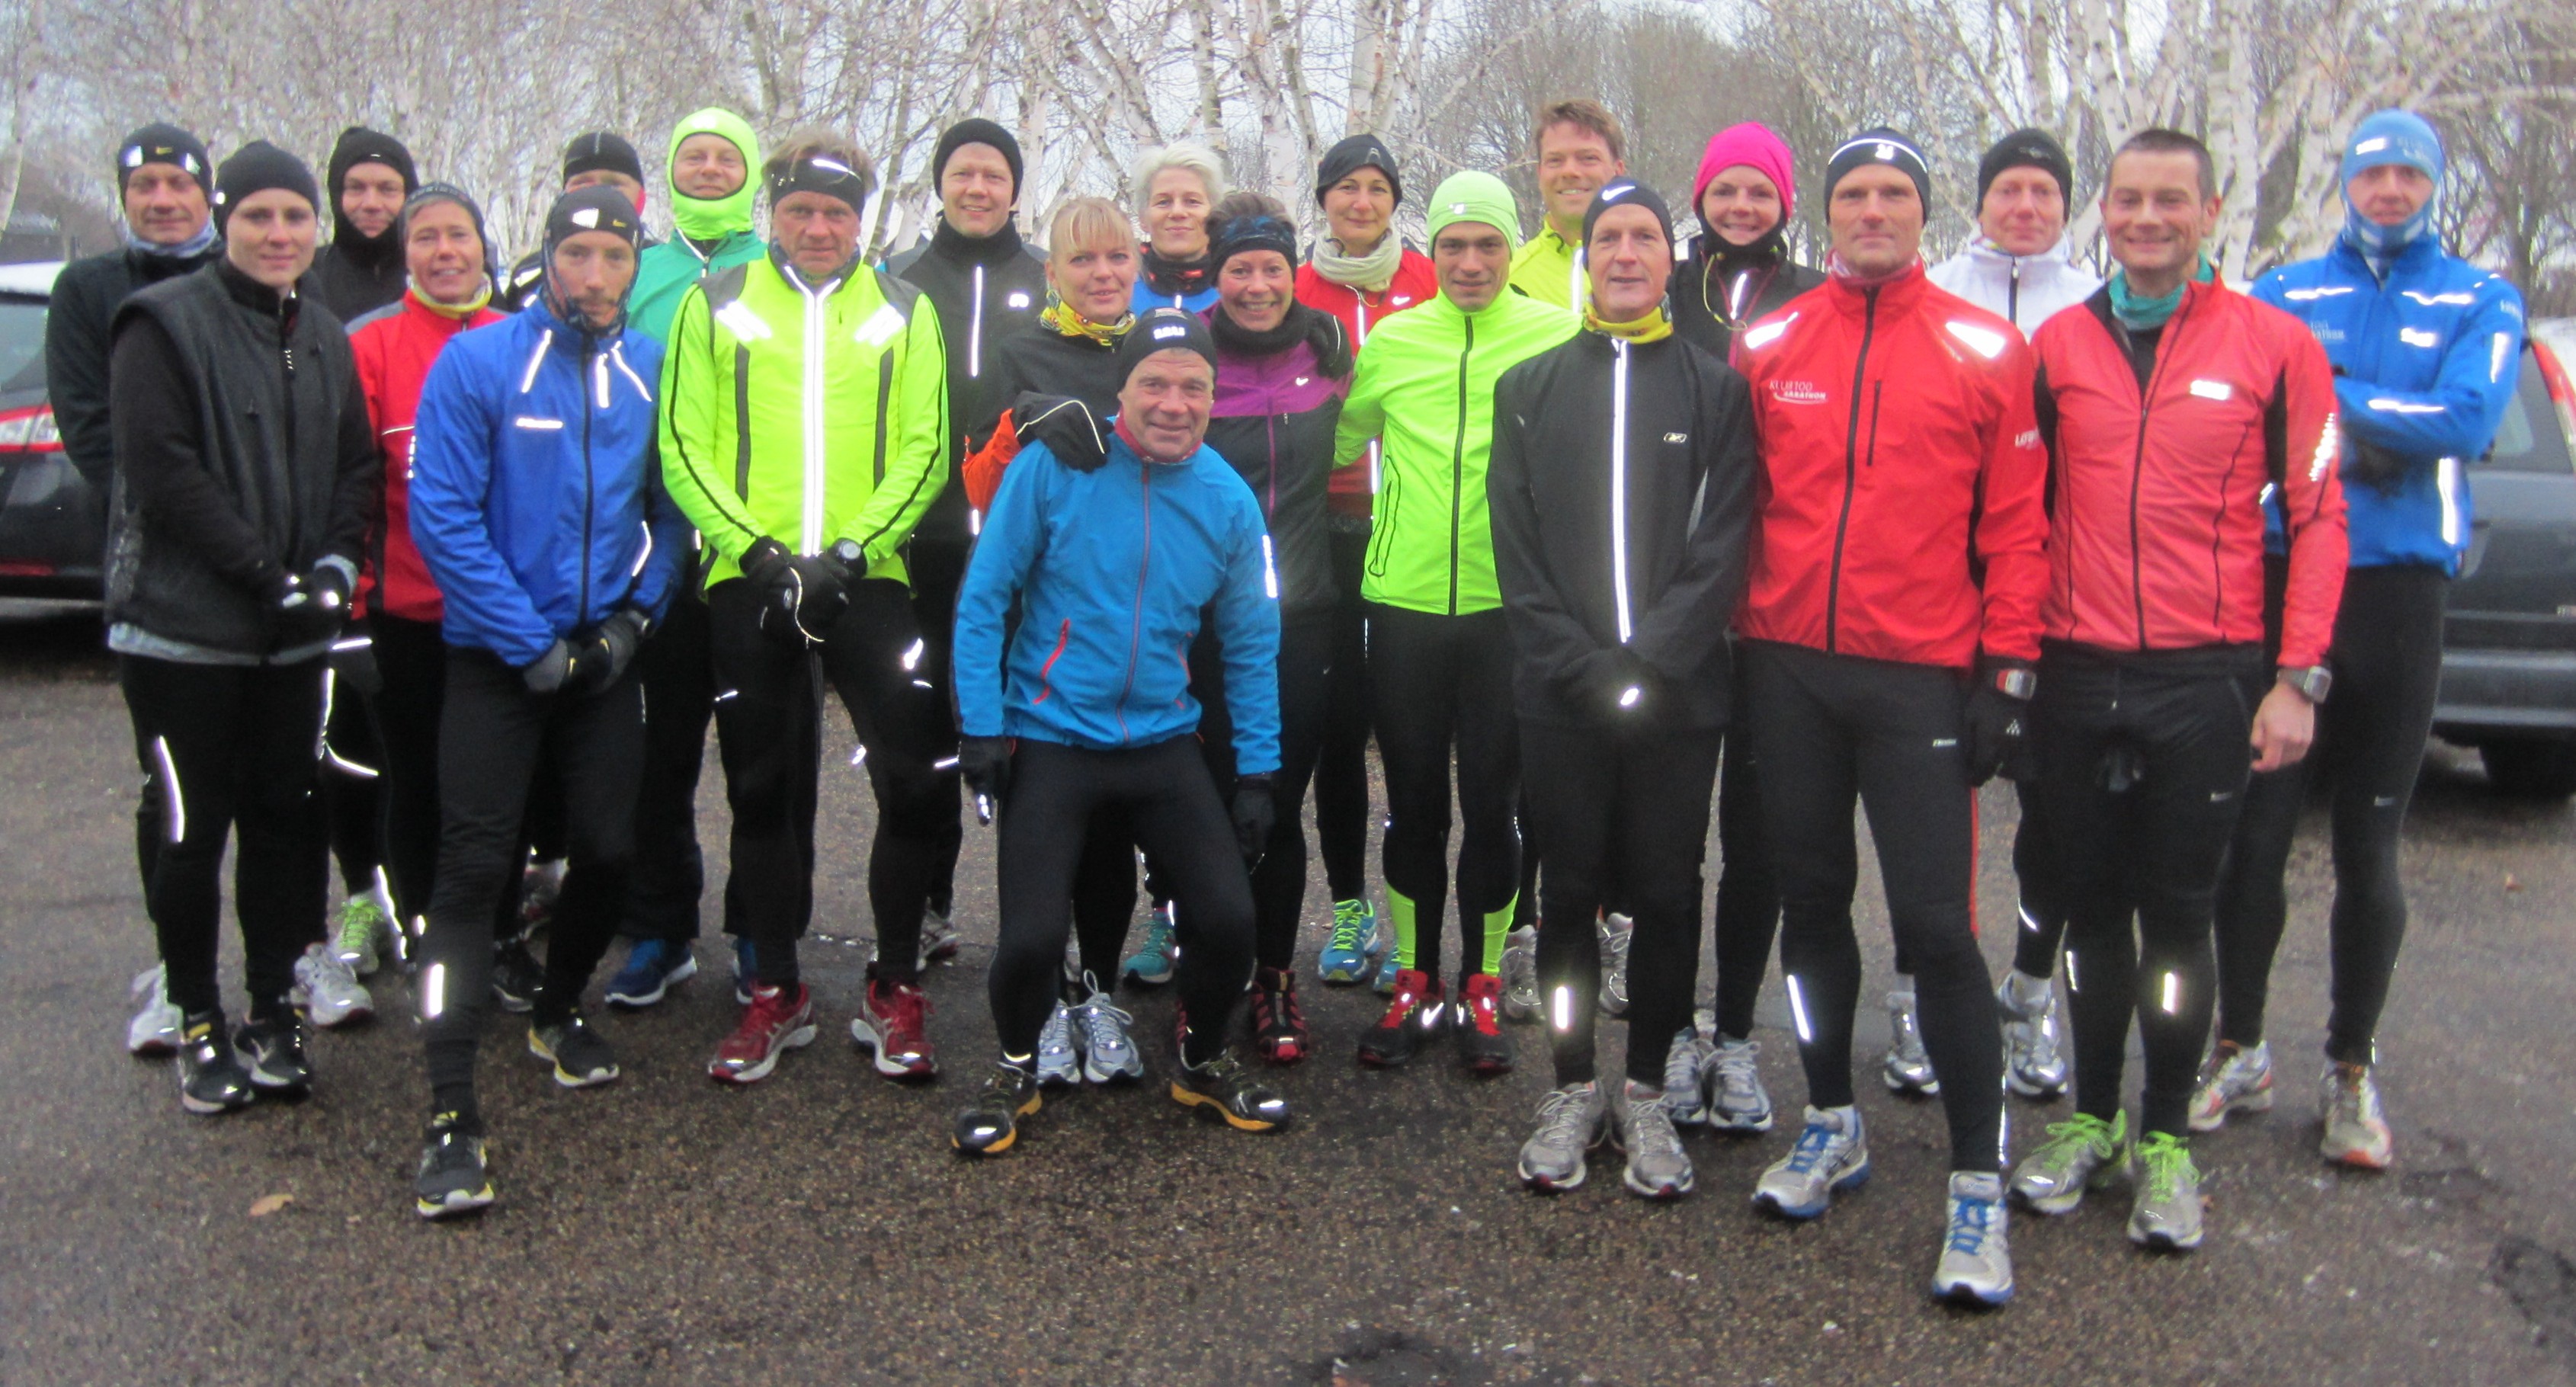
top-left (1510, 100), bottom-right (1626, 316)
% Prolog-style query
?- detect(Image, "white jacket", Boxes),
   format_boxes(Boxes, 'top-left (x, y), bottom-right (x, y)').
top-left (1927, 235), bottom-right (2101, 338)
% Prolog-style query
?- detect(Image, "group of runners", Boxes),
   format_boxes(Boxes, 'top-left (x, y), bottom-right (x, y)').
top-left (59, 92), bottom-right (2523, 1306)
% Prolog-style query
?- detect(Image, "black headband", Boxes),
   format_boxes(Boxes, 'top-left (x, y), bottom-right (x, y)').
top-left (1212, 213), bottom-right (1299, 273)
top-left (766, 152), bottom-right (871, 213)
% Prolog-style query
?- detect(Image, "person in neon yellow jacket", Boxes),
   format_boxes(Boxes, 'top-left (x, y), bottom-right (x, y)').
top-left (658, 129), bottom-right (955, 1091)
top-left (1329, 170), bottom-right (1575, 1074)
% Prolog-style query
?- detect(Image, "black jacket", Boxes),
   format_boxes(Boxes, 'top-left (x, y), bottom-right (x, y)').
top-left (106, 261), bottom-right (376, 656)
top-left (972, 324), bottom-right (1126, 446)
top-left (307, 235), bottom-right (406, 322)
top-left (887, 217), bottom-right (1049, 546)
top-left (1668, 234), bottom-right (1824, 364)
top-left (46, 241), bottom-right (223, 488)
top-left (1491, 330), bottom-right (1758, 729)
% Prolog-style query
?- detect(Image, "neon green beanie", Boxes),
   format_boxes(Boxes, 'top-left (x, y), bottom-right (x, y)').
top-left (667, 107), bottom-right (761, 242)
top-left (1424, 171), bottom-right (1521, 250)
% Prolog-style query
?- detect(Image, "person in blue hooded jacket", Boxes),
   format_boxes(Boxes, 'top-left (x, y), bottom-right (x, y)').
top-left (949, 307), bottom-right (1288, 1156)
top-left (403, 186), bottom-right (688, 1219)
top-left (2202, 111), bottom-right (2524, 1174)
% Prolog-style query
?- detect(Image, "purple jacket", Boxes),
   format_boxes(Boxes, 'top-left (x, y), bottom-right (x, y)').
top-left (1205, 329), bottom-right (1347, 615)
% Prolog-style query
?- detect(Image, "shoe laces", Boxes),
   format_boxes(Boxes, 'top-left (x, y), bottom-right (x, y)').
top-left (743, 984), bottom-right (804, 1030)
top-left (1663, 1030), bottom-right (1706, 1094)
top-left (2327, 1064), bottom-right (2382, 1125)
top-left (1532, 1084), bottom-right (1599, 1145)
top-left (1327, 902), bottom-right (1370, 953)
top-left (1783, 1118), bottom-right (1841, 1174)
top-left (1376, 976), bottom-right (1427, 1027)
top-left (1713, 1041), bottom-right (1762, 1099)
top-left (2038, 1111), bottom-right (2123, 1162)
top-left (979, 1061), bottom-right (1033, 1103)
top-left (1597, 917), bottom-right (1632, 968)
top-left (873, 979), bottom-right (931, 1030)
top-left (1077, 993), bottom-right (1135, 1053)
top-left (1142, 908), bottom-right (1177, 956)
top-left (2135, 1132), bottom-right (2196, 1202)
top-left (1462, 978), bottom-right (1503, 1036)
top-left (1186, 1048), bottom-right (1248, 1091)
top-left (1625, 1087), bottom-right (1684, 1157)
top-left (1946, 1187), bottom-right (2000, 1255)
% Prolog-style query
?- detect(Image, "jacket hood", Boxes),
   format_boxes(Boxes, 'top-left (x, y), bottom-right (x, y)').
top-left (668, 107), bottom-right (762, 243)
top-left (326, 127), bottom-right (417, 267)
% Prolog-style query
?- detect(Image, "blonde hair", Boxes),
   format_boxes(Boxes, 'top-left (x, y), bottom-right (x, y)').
top-left (1047, 197), bottom-right (1133, 261)
top-left (1128, 143), bottom-right (1229, 215)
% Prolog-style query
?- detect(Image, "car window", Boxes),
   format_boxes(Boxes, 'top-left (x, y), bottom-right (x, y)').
top-left (0, 296), bottom-right (46, 396)
top-left (2475, 352), bottom-right (2573, 477)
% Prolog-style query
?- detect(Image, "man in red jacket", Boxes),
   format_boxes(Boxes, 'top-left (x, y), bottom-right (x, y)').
top-left (1731, 128), bottom-right (2046, 1308)
top-left (2005, 130), bottom-right (2345, 1254)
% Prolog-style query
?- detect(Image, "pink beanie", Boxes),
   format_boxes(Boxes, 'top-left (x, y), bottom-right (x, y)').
top-left (1693, 122), bottom-right (1798, 223)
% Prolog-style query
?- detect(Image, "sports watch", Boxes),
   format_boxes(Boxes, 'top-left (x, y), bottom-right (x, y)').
top-left (828, 538), bottom-right (865, 569)
top-left (2277, 664), bottom-right (2332, 705)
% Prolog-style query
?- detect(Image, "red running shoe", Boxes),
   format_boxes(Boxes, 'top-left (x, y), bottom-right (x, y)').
top-left (1456, 972), bottom-right (1514, 1075)
top-left (1357, 969), bottom-right (1444, 1068)
top-left (1249, 966), bottom-right (1307, 1065)
top-left (851, 972), bottom-right (939, 1079)
top-left (709, 982), bottom-right (816, 1084)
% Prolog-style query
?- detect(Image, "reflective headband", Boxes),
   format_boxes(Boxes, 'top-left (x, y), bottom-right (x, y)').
top-left (766, 153), bottom-right (870, 214)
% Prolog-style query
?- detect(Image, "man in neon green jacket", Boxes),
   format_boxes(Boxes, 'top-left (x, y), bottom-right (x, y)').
top-left (659, 129), bottom-right (954, 1090)
top-left (1331, 169), bottom-right (1575, 1075)
top-left (601, 107), bottom-right (768, 1011)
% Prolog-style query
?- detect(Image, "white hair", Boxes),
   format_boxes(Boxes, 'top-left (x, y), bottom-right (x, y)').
top-left (1128, 143), bottom-right (1229, 216)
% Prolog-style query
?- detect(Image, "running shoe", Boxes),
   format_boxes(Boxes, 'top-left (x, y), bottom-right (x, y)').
top-left (1171, 1048), bottom-right (1290, 1132)
top-left (708, 982), bottom-right (817, 1084)
top-left (1453, 973), bottom-right (1513, 1075)
top-left (1616, 1078), bottom-right (1695, 1200)
top-left (1882, 989), bottom-right (1939, 1095)
top-left (529, 1011), bottom-right (620, 1087)
top-left (232, 1013), bottom-right (312, 1097)
top-left (2127, 1130), bottom-right (2204, 1251)
top-left (604, 938), bottom-right (698, 1010)
top-left (332, 889), bottom-right (394, 977)
top-left (953, 1060), bottom-right (1041, 1155)
top-left (1663, 1025), bottom-right (1713, 1127)
top-left (127, 963), bottom-right (182, 1057)
top-left (1318, 899), bottom-right (1379, 985)
top-left (414, 1111), bottom-right (495, 1219)
top-left (918, 906), bottom-right (963, 965)
top-left (492, 936), bottom-right (546, 1014)
top-left (1248, 966), bottom-right (1307, 1065)
top-left (519, 857), bottom-right (565, 932)
top-left (1596, 913), bottom-right (1633, 1017)
top-left (1120, 905), bottom-right (1178, 985)
top-left (1499, 924), bottom-right (1540, 1021)
top-left (291, 941), bottom-right (374, 1029)
top-left (1996, 971), bottom-right (2069, 1100)
top-left (1075, 974), bottom-right (1144, 1084)
top-left (1708, 1036), bottom-right (1774, 1134)
top-left (1357, 970), bottom-right (1444, 1068)
top-left (1036, 1003), bottom-right (1081, 1087)
top-left (1932, 1172), bottom-right (2014, 1307)
top-left (1753, 1106), bottom-right (1870, 1219)
top-left (2009, 1110), bottom-right (2129, 1215)
top-left (2187, 1039), bottom-right (2274, 1132)
top-left (851, 972), bottom-right (939, 1079)
top-left (1517, 1081), bottom-right (1610, 1192)
top-left (176, 1011), bottom-right (254, 1115)
top-left (2319, 1061), bottom-right (2393, 1170)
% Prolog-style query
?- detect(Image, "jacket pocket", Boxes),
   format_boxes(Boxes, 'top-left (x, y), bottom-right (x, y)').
top-left (1032, 619), bottom-right (1072, 705)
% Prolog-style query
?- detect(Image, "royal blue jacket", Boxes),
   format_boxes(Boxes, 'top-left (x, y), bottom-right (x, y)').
top-left (955, 430), bottom-right (1282, 771)
top-left (409, 300), bottom-right (687, 667)
top-left (2253, 235), bottom-right (2524, 573)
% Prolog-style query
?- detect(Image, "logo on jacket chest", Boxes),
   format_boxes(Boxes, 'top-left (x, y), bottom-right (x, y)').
top-left (1767, 380), bottom-right (1830, 406)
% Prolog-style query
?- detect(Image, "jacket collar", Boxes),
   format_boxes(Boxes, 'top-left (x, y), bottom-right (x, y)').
top-left (2328, 229), bottom-right (2439, 283)
top-left (928, 214), bottom-right (1028, 269)
top-left (1821, 258), bottom-right (1928, 315)
top-left (1958, 232), bottom-right (2079, 272)
top-left (525, 292), bottom-right (626, 350)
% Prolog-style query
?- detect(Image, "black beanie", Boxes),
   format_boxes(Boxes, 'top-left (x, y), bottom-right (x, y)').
top-left (1315, 133), bottom-right (1403, 207)
top-left (1581, 178), bottom-right (1673, 249)
top-left (211, 140), bottom-right (321, 235)
top-left (932, 118), bottom-right (1024, 198)
top-left (1976, 128), bottom-right (2074, 209)
top-left (328, 127), bottom-right (418, 199)
top-left (117, 123), bottom-right (213, 199)
top-left (543, 185), bottom-right (645, 258)
top-left (1825, 128), bottom-right (1932, 210)
top-left (1118, 306), bottom-right (1219, 383)
top-left (561, 132), bottom-right (644, 184)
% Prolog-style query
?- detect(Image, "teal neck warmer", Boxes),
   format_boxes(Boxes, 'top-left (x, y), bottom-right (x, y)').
top-left (2109, 255), bottom-right (2213, 330)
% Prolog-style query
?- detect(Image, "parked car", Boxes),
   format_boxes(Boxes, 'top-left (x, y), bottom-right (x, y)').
top-left (2436, 328), bottom-right (2576, 798)
top-left (0, 260), bottom-right (95, 598)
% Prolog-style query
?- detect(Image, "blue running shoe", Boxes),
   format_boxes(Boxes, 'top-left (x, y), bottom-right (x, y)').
top-left (1316, 899), bottom-right (1378, 985)
top-left (732, 937), bottom-right (757, 1005)
top-left (606, 939), bottom-right (699, 1011)
top-left (1120, 905), bottom-right (1178, 985)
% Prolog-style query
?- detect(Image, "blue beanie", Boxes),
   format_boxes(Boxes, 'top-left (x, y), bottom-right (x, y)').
top-left (2340, 109), bottom-right (2443, 258)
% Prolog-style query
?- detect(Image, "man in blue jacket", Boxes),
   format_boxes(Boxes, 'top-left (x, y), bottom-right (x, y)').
top-left (2201, 111), bottom-right (2524, 1171)
top-left (404, 187), bottom-right (688, 1219)
top-left (949, 307), bottom-right (1286, 1155)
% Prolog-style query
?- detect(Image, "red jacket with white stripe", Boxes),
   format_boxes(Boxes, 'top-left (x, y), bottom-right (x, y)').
top-left (347, 291), bottom-right (505, 621)
top-left (2030, 280), bottom-right (2347, 669)
top-left (1733, 264), bottom-right (2049, 669)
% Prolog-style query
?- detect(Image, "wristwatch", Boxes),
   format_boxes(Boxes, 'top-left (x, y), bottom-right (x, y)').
top-left (2277, 664), bottom-right (2332, 705)
top-left (828, 538), bottom-right (865, 568)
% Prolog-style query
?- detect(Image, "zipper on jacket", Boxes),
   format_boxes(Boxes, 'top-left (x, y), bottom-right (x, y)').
top-left (1116, 464), bottom-right (1155, 745)
top-left (2123, 293), bottom-right (2195, 649)
top-left (969, 265), bottom-right (985, 378)
top-left (2008, 260), bottom-right (2021, 329)
top-left (1823, 287), bottom-right (1880, 653)
top-left (1032, 619), bottom-right (1071, 705)
top-left (1356, 297), bottom-right (1384, 493)
top-left (1447, 317), bottom-right (1475, 616)
top-left (797, 274), bottom-right (841, 554)
top-left (579, 336), bottom-right (600, 622)
top-left (1610, 338), bottom-right (1634, 642)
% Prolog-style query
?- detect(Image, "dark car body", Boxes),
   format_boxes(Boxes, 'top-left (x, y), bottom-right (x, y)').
top-left (2436, 331), bottom-right (2576, 797)
top-left (0, 261), bottom-right (98, 598)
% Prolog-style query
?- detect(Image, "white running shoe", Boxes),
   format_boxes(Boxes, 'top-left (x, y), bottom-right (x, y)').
top-left (1498, 925), bottom-right (1540, 1022)
top-left (1882, 989), bottom-right (1939, 1095)
top-left (1662, 1025), bottom-right (1713, 1126)
top-left (1753, 1106), bottom-right (1870, 1219)
top-left (2319, 1061), bottom-right (2393, 1170)
top-left (1595, 913), bottom-right (1633, 1016)
top-left (1932, 1171), bottom-right (2014, 1306)
top-left (291, 942), bottom-right (374, 1029)
top-left (1707, 1035), bottom-right (1774, 1134)
top-left (126, 963), bottom-right (183, 1056)
top-left (2187, 1040), bottom-right (2274, 1132)
top-left (1035, 1002), bottom-right (1081, 1087)
top-left (1075, 973), bottom-right (1142, 1084)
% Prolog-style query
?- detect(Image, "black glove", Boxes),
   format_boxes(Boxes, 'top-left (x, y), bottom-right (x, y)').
top-left (2345, 436), bottom-right (2412, 495)
top-left (959, 735), bottom-right (1013, 823)
top-left (1013, 393), bottom-right (1108, 473)
top-left (1231, 772), bottom-right (1277, 860)
top-left (328, 620), bottom-right (383, 698)
top-left (268, 561), bottom-right (353, 648)
top-left (742, 536), bottom-right (848, 644)
top-left (1962, 659), bottom-right (2036, 786)
top-left (569, 607), bottom-right (650, 696)
top-left (523, 638), bottom-right (577, 695)
top-left (1572, 647), bottom-right (1657, 722)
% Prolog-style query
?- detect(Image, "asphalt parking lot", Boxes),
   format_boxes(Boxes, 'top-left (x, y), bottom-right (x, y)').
top-left (2, 599), bottom-right (2571, 1385)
